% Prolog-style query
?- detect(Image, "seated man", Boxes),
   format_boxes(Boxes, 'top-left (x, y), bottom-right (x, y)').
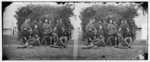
top-left (59, 36), bottom-right (68, 48)
top-left (86, 30), bottom-right (97, 46)
top-left (123, 28), bottom-right (133, 48)
top-left (52, 27), bottom-right (68, 48)
top-left (83, 35), bottom-right (105, 49)
top-left (117, 28), bottom-right (133, 48)
top-left (50, 32), bottom-right (59, 47)
top-left (106, 35), bottom-right (116, 46)
top-left (18, 35), bottom-right (40, 48)
top-left (115, 32), bottom-right (124, 47)
top-left (92, 35), bottom-right (105, 47)
top-left (52, 36), bottom-right (68, 48)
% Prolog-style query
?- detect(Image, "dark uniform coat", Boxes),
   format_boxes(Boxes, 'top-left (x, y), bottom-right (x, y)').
top-left (43, 23), bottom-right (52, 35)
top-left (21, 22), bottom-right (32, 43)
top-left (107, 23), bottom-right (117, 35)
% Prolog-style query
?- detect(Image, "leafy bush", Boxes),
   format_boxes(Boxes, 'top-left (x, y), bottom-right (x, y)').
top-left (15, 4), bottom-right (74, 39)
top-left (80, 4), bottom-right (138, 40)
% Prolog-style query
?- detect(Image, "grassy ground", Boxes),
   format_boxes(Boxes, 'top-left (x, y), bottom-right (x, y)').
top-left (2, 34), bottom-right (148, 60)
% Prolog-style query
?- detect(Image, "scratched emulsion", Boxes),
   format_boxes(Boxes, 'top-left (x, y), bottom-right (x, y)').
top-left (69, 3), bottom-right (82, 59)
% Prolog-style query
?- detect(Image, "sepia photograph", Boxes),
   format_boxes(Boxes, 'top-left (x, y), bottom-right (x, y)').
top-left (2, 1), bottom-right (148, 60)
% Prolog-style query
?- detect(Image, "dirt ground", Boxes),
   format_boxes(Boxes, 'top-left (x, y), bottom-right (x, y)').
top-left (2, 34), bottom-right (148, 60)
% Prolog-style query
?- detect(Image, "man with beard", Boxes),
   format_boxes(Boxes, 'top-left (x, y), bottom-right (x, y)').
top-left (18, 35), bottom-right (40, 48)
top-left (117, 19), bottom-right (133, 48)
top-left (31, 25), bottom-right (40, 44)
top-left (115, 27), bottom-right (124, 47)
top-left (56, 19), bottom-right (65, 38)
top-left (21, 18), bottom-right (32, 44)
top-left (41, 19), bottom-right (52, 45)
top-left (95, 20), bottom-right (105, 38)
top-left (53, 25), bottom-right (68, 48)
top-left (85, 19), bottom-right (97, 46)
top-left (37, 19), bottom-right (44, 42)
top-left (119, 20), bottom-right (130, 38)
top-left (18, 24), bottom-right (40, 48)
top-left (123, 28), bottom-right (133, 48)
top-left (106, 20), bottom-right (117, 46)
top-left (102, 19), bottom-right (108, 40)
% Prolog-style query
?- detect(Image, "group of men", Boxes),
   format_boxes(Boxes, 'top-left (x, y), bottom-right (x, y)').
top-left (85, 19), bottom-right (134, 49)
top-left (19, 18), bottom-right (71, 48)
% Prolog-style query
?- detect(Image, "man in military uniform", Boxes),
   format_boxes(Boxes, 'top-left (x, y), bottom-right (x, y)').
top-left (117, 19), bottom-right (133, 48)
top-left (59, 36), bottom-right (68, 48)
top-left (51, 27), bottom-right (59, 47)
top-left (18, 35), bottom-right (40, 48)
top-left (21, 18), bottom-right (32, 44)
top-left (94, 20), bottom-right (105, 37)
top-left (31, 25), bottom-right (40, 44)
top-left (41, 19), bottom-right (53, 45)
top-left (82, 35), bottom-right (105, 49)
top-left (92, 35), bottom-right (105, 47)
top-left (29, 19), bottom-right (38, 29)
top-left (102, 19), bottom-right (108, 39)
top-left (53, 23), bottom-right (68, 48)
top-left (66, 27), bottom-right (72, 41)
top-left (106, 20), bottom-right (117, 46)
top-left (37, 19), bottom-right (44, 42)
top-left (85, 19), bottom-right (97, 45)
top-left (56, 19), bottom-right (65, 38)
top-left (31, 25), bottom-right (40, 37)
top-left (119, 20), bottom-right (130, 38)
top-left (116, 27), bottom-right (124, 47)
top-left (123, 28), bottom-right (133, 48)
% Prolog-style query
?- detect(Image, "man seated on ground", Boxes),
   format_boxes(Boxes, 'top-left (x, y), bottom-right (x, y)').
top-left (58, 36), bottom-right (68, 48)
top-left (83, 35), bottom-right (105, 49)
top-left (18, 35), bottom-right (40, 48)
top-left (92, 35), bottom-right (105, 47)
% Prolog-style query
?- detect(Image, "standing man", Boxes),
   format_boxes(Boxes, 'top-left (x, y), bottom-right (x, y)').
top-left (37, 19), bottom-right (44, 42)
top-left (106, 20), bottom-right (117, 46)
top-left (31, 25), bottom-right (40, 44)
top-left (30, 19), bottom-right (38, 29)
top-left (56, 19), bottom-right (64, 38)
top-left (41, 19), bottom-right (52, 45)
top-left (21, 18), bottom-right (32, 44)
top-left (119, 19), bottom-right (130, 38)
top-left (95, 20), bottom-right (104, 38)
top-left (85, 19), bottom-right (97, 45)
top-left (102, 19), bottom-right (108, 39)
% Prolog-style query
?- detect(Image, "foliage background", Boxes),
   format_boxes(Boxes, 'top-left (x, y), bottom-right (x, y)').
top-left (80, 4), bottom-right (138, 40)
top-left (15, 4), bottom-right (74, 40)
